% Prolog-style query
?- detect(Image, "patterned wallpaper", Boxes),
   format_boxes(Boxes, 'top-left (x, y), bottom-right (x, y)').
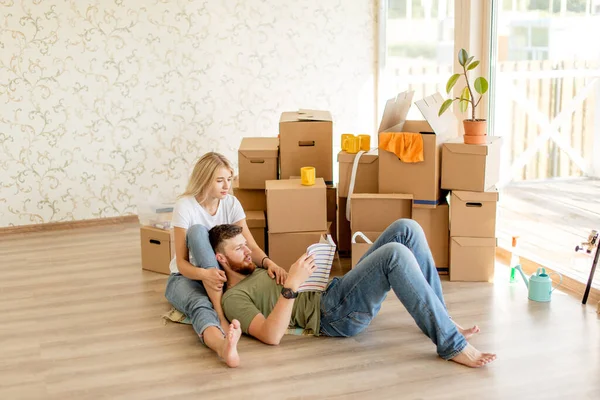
top-left (0, 0), bottom-right (376, 227)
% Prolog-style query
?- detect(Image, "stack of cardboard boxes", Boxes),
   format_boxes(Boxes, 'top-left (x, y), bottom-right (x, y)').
top-left (235, 110), bottom-right (336, 270)
top-left (139, 204), bottom-right (175, 275)
top-left (442, 136), bottom-right (502, 282)
top-left (342, 91), bottom-right (502, 281)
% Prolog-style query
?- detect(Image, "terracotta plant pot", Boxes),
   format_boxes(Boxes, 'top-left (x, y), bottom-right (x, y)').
top-left (463, 119), bottom-right (487, 145)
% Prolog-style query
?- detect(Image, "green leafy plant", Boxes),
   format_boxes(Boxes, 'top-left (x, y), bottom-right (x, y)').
top-left (438, 49), bottom-right (489, 120)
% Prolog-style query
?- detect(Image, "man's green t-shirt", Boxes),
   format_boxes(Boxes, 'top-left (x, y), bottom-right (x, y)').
top-left (222, 269), bottom-right (321, 336)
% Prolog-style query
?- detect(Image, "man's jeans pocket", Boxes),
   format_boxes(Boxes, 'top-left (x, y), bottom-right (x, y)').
top-left (326, 311), bottom-right (373, 337)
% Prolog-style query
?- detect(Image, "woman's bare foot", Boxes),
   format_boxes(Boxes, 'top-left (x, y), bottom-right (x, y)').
top-left (220, 320), bottom-right (241, 368)
top-left (450, 343), bottom-right (496, 368)
top-left (452, 320), bottom-right (480, 339)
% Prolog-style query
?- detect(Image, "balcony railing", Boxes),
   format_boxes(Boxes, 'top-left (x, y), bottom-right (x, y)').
top-left (387, 60), bottom-right (600, 182)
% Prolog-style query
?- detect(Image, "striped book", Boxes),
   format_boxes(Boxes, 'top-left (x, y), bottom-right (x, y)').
top-left (297, 234), bottom-right (336, 293)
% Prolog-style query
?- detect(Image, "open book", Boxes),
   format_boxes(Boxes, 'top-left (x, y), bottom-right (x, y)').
top-left (297, 234), bottom-right (337, 293)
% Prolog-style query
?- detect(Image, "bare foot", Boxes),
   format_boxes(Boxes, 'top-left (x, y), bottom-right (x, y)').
top-left (221, 320), bottom-right (241, 368)
top-left (450, 343), bottom-right (496, 368)
top-left (453, 320), bottom-right (480, 339)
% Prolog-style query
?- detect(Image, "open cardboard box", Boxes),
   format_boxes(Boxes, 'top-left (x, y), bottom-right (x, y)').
top-left (378, 92), bottom-right (458, 207)
top-left (279, 109), bottom-right (333, 184)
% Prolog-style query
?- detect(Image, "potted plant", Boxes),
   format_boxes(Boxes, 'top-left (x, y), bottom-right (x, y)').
top-left (438, 48), bottom-right (489, 145)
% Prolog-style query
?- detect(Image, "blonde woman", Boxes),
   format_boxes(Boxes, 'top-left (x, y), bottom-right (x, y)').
top-left (165, 152), bottom-right (287, 368)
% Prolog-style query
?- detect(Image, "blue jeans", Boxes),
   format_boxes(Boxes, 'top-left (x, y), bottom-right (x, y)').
top-left (319, 219), bottom-right (467, 360)
top-left (165, 225), bottom-right (224, 342)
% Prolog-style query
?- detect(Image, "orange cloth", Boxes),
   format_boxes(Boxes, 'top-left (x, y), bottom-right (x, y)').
top-left (379, 132), bottom-right (424, 163)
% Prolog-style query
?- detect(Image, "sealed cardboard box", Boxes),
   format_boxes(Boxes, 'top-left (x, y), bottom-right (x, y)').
top-left (140, 226), bottom-right (174, 275)
top-left (450, 190), bottom-right (499, 238)
top-left (412, 201), bottom-right (449, 271)
top-left (338, 150), bottom-right (379, 198)
top-left (351, 231), bottom-right (381, 268)
top-left (378, 93), bottom-right (457, 207)
top-left (266, 178), bottom-right (327, 233)
top-left (268, 229), bottom-right (328, 271)
top-left (238, 137), bottom-right (279, 189)
top-left (279, 110), bottom-right (333, 183)
top-left (449, 237), bottom-right (497, 282)
top-left (351, 193), bottom-right (412, 232)
top-left (246, 210), bottom-right (266, 252)
top-left (233, 178), bottom-right (266, 211)
top-left (338, 196), bottom-right (351, 254)
top-left (441, 136), bottom-right (502, 192)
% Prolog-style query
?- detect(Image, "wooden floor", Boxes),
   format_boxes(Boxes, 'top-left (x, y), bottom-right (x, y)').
top-left (498, 177), bottom-right (600, 289)
top-left (1, 223), bottom-right (599, 399)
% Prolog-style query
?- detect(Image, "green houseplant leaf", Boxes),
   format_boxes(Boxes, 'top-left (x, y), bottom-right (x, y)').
top-left (458, 49), bottom-right (469, 67)
top-left (438, 99), bottom-right (454, 116)
top-left (467, 60), bottom-right (480, 71)
top-left (445, 73), bottom-right (461, 94)
top-left (459, 87), bottom-right (470, 112)
top-left (474, 77), bottom-right (489, 94)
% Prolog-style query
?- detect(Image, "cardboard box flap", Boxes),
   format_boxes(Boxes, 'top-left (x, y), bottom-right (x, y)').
top-left (414, 93), bottom-right (459, 138)
top-left (280, 110), bottom-right (332, 123)
top-left (337, 149), bottom-right (379, 164)
top-left (239, 138), bottom-right (279, 159)
top-left (453, 190), bottom-right (499, 203)
top-left (452, 237), bottom-right (497, 247)
top-left (245, 210), bottom-right (266, 228)
top-left (378, 91), bottom-right (414, 133)
top-left (266, 178), bottom-right (326, 191)
top-left (351, 193), bottom-right (413, 201)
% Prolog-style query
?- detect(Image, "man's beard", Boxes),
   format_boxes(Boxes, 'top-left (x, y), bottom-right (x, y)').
top-left (228, 257), bottom-right (256, 275)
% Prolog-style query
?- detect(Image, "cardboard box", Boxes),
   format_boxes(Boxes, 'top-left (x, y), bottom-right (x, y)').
top-left (441, 136), bottom-right (503, 192)
top-left (266, 178), bottom-right (327, 233)
top-left (412, 201), bottom-right (449, 270)
top-left (449, 237), bottom-right (497, 282)
top-left (140, 226), bottom-right (174, 275)
top-left (279, 110), bottom-right (333, 183)
top-left (233, 178), bottom-right (266, 211)
top-left (268, 229), bottom-right (328, 271)
top-left (338, 196), bottom-right (351, 254)
top-left (350, 193), bottom-right (412, 232)
top-left (327, 185), bottom-right (337, 245)
top-left (337, 150), bottom-right (379, 198)
top-left (450, 190), bottom-right (499, 238)
top-left (378, 93), bottom-right (457, 207)
top-left (351, 231), bottom-right (381, 268)
top-left (238, 137), bottom-right (279, 189)
top-left (246, 210), bottom-right (266, 252)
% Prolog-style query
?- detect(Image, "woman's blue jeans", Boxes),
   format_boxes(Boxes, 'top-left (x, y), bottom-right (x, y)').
top-left (164, 225), bottom-right (224, 342)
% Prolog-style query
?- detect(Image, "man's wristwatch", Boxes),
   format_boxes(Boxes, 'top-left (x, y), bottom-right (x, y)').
top-left (281, 287), bottom-right (298, 299)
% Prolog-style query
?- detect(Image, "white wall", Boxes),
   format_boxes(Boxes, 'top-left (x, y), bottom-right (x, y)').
top-left (0, 0), bottom-right (376, 227)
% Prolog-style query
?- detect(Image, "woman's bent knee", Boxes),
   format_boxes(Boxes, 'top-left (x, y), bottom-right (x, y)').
top-left (187, 224), bottom-right (209, 242)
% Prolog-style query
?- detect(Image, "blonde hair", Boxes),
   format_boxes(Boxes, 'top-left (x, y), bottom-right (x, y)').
top-left (180, 152), bottom-right (234, 202)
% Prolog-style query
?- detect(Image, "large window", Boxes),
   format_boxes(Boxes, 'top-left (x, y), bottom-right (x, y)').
top-left (490, 0), bottom-right (600, 287)
top-left (380, 0), bottom-right (455, 119)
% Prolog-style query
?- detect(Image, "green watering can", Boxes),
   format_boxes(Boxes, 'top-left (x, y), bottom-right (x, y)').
top-left (514, 265), bottom-right (562, 302)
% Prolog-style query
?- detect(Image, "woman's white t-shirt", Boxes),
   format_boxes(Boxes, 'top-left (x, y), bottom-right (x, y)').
top-left (168, 194), bottom-right (246, 274)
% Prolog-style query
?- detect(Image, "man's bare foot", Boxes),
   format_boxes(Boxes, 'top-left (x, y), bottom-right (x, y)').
top-left (450, 343), bottom-right (496, 368)
top-left (221, 320), bottom-right (241, 368)
top-left (453, 320), bottom-right (480, 339)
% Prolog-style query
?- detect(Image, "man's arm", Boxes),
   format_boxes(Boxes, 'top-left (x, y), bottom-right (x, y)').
top-left (247, 253), bottom-right (316, 345)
